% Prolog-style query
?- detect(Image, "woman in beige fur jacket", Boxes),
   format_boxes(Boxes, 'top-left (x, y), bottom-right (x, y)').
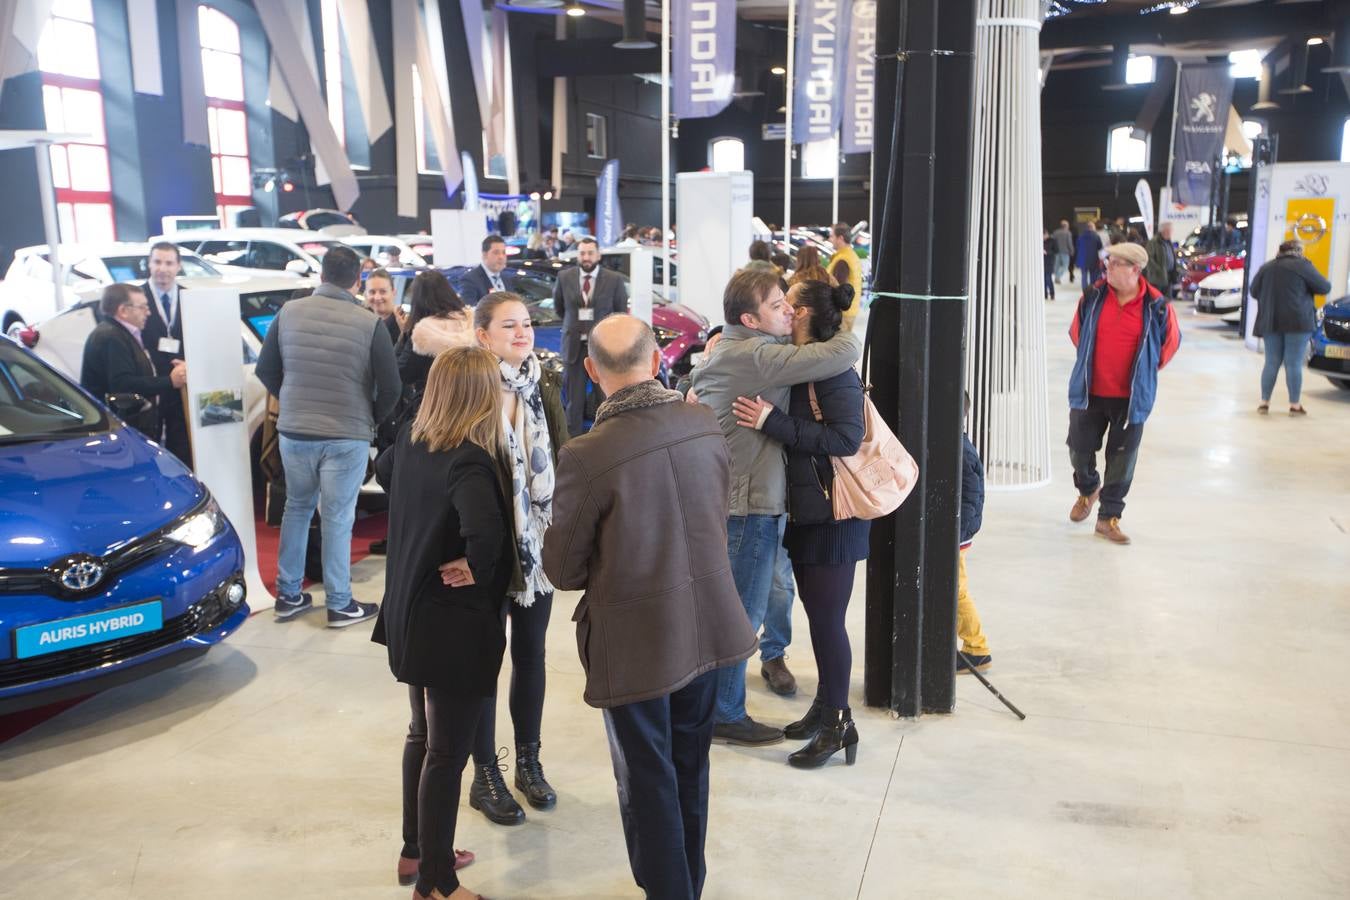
top-left (396, 270), bottom-right (476, 399)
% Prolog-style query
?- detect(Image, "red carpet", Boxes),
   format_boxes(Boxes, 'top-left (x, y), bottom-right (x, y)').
top-left (252, 509), bottom-right (388, 594)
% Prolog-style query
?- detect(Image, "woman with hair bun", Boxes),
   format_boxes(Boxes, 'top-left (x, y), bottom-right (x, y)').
top-left (730, 279), bottom-right (867, 770)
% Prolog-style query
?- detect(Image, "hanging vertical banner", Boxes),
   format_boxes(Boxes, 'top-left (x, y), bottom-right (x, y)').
top-left (461, 151), bottom-right (480, 210)
top-left (596, 160), bottom-right (623, 246)
top-left (127, 0), bottom-right (163, 96)
top-left (840, 0), bottom-right (875, 154)
top-left (792, 0), bottom-right (852, 145)
top-left (1135, 178), bottom-right (1155, 239)
top-left (672, 0), bottom-right (736, 120)
top-left (176, 0), bottom-right (208, 146)
top-left (1170, 64), bottom-right (1234, 207)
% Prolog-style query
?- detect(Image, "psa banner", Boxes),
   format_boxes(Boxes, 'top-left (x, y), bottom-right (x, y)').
top-left (793, 0), bottom-right (853, 145)
top-left (1170, 64), bottom-right (1234, 206)
top-left (840, 0), bottom-right (875, 154)
top-left (673, 0), bottom-right (736, 120)
top-left (596, 159), bottom-right (623, 247)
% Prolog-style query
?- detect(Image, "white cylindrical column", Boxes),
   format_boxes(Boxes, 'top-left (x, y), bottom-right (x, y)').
top-left (965, 0), bottom-right (1051, 489)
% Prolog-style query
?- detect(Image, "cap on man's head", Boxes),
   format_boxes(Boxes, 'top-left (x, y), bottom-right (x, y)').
top-left (1105, 243), bottom-right (1148, 268)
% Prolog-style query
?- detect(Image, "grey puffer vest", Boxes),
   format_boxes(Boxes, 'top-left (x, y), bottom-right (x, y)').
top-left (276, 284), bottom-right (381, 440)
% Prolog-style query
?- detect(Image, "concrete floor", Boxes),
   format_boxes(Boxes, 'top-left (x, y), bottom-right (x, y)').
top-left (2, 283), bottom-right (1348, 899)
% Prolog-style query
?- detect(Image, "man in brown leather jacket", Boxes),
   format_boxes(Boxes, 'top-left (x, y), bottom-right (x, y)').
top-left (543, 315), bottom-right (755, 900)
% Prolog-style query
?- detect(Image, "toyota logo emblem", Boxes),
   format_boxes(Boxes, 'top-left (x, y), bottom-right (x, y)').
top-left (60, 559), bottom-right (105, 592)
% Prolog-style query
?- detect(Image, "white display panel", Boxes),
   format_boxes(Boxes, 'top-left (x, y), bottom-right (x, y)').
top-left (676, 171), bottom-right (755, 327)
top-left (431, 209), bottom-right (488, 268)
top-left (180, 287), bottom-right (272, 610)
top-left (628, 246), bottom-right (653, 325)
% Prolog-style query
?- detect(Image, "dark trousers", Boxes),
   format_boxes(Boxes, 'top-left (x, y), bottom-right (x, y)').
top-left (1067, 395), bottom-right (1145, 520)
top-left (401, 685), bottom-right (480, 896)
top-left (792, 561), bottom-right (856, 709)
top-left (563, 352), bottom-right (602, 436)
top-left (602, 670), bottom-right (718, 900)
top-left (160, 392), bottom-right (192, 466)
top-left (472, 591), bottom-right (553, 765)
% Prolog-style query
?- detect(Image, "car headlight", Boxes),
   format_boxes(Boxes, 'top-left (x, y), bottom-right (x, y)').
top-left (653, 326), bottom-right (681, 347)
top-left (167, 499), bottom-right (227, 550)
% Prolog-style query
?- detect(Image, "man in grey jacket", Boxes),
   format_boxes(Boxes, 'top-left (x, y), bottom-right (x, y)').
top-left (256, 245), bottom-right (401, 628)
top-left (689, 267), bottom-right (862, 746)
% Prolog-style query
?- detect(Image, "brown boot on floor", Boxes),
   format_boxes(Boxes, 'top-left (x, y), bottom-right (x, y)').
top-left (760, 656), bottom-right (798, 696)
top-left (1070, 488), bottom-right (1101, 523)
top-left (1095, 517), bottom-right (1131, 545)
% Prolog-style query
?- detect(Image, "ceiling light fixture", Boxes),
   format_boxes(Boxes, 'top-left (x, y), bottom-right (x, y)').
top-left (565, 1), bottom-right (586, 17)
top-left (1168, 3), bottom-right (1189, 14)
top-left (1307, 37), bottom-right (1324, 46)
top-left (771, 65), bottom-right (786, 75)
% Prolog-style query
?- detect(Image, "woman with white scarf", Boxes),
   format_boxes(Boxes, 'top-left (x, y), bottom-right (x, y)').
top-left (465, 291), bottom-right (568, 827)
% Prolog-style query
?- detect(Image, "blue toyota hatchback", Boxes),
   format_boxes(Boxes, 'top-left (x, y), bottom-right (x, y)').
top-left (1309, 294), bottom-right (1350, 392)
top-left (0, 339), bottom-right (249, 714)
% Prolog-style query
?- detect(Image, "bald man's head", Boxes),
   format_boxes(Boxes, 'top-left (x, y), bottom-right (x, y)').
top-left (585, 315), bottom-right (662, 395)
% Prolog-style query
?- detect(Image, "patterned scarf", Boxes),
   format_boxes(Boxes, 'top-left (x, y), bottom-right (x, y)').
top-left (499, 354), bottom-right (555, 606)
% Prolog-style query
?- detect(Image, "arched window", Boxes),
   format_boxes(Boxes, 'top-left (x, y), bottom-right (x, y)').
top-left (1106, 124), bottom-right (1148, 173)
top-left (200, 6), bottom-right (252, 227)
top-left (1125, 55), bottom-right (1154, 85)
top-left (801, 134), bottom-right (839, 180)
top-left (38, 0), bottom-right (115, 242)
top-left (411, 64), bottom-right (441, 175)
top-left (709, 137), bottom-right (745, 173)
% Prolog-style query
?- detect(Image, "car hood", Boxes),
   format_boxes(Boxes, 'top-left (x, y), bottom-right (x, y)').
top-left (0, 428), bottom-right (203, 567)
top-left (1323, 295), bottom-right (1350, 318)
top-left (1198, 269), bottom-right (1245, 290)
top-left (657, 302), bottom-right (709, 331)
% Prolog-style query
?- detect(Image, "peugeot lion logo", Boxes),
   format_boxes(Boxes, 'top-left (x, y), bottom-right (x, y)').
top-left (1190, 92), bottom-right (1217, 124)
top-left (60, 559), bottom-right (105, 592)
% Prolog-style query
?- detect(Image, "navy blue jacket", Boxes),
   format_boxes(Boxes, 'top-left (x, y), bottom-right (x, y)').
top-left (1075, 229), bottom-right (1102, 272)
top-left (456, 264), bottom-right (516, 306)
top-left (960, 435), bottom-right (984, 547)
top-left (760, 368), bottom-right (865, 527)
top-left (1068, 277), bottom-right (1181, 425)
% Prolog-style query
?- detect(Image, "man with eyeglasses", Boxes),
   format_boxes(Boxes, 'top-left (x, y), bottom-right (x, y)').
top-left (81, 283), bottom-right (188, 441)
top-left (1066, 242), bottom-right (1181, 545)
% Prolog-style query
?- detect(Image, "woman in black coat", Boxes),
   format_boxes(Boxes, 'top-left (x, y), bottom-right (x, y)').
top-left (372, 346), bottom-right (512, 900)
top-left (732, 280), bottom-right (867, 770)
top-left (1250, 239), bottom-right (1333, 415)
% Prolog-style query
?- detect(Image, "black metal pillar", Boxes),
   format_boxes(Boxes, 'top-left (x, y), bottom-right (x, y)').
top-left (863, 0), bottom-right (978, 716)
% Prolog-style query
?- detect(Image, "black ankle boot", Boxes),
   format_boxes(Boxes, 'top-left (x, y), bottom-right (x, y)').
top-left (514, 741), bottom-right (557, 810)
top-left (788, 706), bottom-right (858, 769)
top-left (469, 751), bottom-right (526, 825)
top-left (783, 697), bottom-right (825, 741)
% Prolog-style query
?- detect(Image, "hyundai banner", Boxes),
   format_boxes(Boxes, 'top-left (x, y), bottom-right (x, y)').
top-left (596, 159), bottom-right (622, 247)
top-left (793, 0), bottom-right (853, 145)
top-left (840, 0), bottom-right (875, 154)
top-left (1170, 64), bottom-right (1234, 207)
top-left (673, 0), bottom-right (735, 120)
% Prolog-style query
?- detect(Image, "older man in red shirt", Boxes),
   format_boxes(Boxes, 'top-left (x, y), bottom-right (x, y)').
top-left (1066, 242), bottom-right (1181, 545)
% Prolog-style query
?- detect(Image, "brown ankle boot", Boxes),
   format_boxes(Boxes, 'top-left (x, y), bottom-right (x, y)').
top-left (760, 656), bottom-right (797, 696)
top-left (1095, 517), bottom-right (1131, 545)
top-left (1070, 488), bottom-right (1101, 523)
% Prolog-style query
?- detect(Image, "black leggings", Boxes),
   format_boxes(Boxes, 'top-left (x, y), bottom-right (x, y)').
top-left (473, 591), bottom-right (553, 765)
top-left (401, 685), bottom-right (480, 896)
top-left (792, 561), bottom-right (856, 710)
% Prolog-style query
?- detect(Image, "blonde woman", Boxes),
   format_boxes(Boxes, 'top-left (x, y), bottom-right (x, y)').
top-left (373, 347), bottom-right (511, 900)
top-left (789, 244), bottom-right (837, 288)
top-left (463, 291), bottom-right (568, 826)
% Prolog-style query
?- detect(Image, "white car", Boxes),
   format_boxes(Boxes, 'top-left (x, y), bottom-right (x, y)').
top-left (341, 235), bottom-right (431, 268)
top-left (156, 228), bottom-right (367, 279)
top-left (1192, 268), bottom-right (1244, 324)
top-left (0, 242), bottom-right (244, 338)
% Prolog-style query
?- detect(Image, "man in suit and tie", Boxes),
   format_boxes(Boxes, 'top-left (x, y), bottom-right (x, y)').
top-left (140, 241), bottom-right (191, 464)
top-left (554, 236), bottom-right (628, 435)
top-left (456, 234), bottom-right (516, 305)
top-left (81, 283), bottom-right (187, 441)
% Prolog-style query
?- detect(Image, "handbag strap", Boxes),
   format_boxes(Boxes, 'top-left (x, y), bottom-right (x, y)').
top-left (807, 382), bottom-right (823, 422)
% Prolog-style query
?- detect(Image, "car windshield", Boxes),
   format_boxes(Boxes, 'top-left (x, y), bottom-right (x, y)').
top-left (297, 240), bottom-right (349, 259)
top-left (99, 254), bottom-right (219, 281)
top-left (0, 343), bottom-right (108, 443)
top-left (240, 289), bottom-right (296, 343)
top-left (303, 212), bottom-right (353, 230)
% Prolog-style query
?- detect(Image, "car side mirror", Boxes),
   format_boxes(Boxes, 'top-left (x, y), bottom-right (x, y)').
top-left (106, 393), bottom-right (152, 419)
top-left (285, 259), bottom-right (312, 275)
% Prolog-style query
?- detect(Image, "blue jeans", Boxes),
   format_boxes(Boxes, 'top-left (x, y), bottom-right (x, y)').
top-left (1054, 252), bottom-right (1069, 281)
top-left (759, 544), bottom-right (794, 662)
top-left (276, 436), bottom-right (370, 610)
top-left (715, 514), bottom-right (783, 724)
top-left (1261, 331), bottom-right (1313, 405)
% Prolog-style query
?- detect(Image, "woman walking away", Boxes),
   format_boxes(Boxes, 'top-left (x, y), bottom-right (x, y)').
top-left (396, 270), bottom-right (474, 400)
top-left (373, 347), bottom-right (512, 900)
top-left (465, 292), bottom-right (569, 826)
top-left (731, 280), bottom-right (868, 769)
top-left (789, 244), bottom-right (837, 288)
top-left (1250, 240), bottom-right (1332, 416)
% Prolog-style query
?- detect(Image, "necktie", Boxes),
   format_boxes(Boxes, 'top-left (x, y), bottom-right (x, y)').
top-left (582, 274), bottom-right (592, 305)
top-left (491, 272), bottom-right (504, 292)
top-left (162, 292), bottom-right (174, 328)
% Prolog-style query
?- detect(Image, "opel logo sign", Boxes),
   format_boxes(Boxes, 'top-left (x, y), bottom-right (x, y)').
top-left (60, 559), bottom-right (105, 592)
